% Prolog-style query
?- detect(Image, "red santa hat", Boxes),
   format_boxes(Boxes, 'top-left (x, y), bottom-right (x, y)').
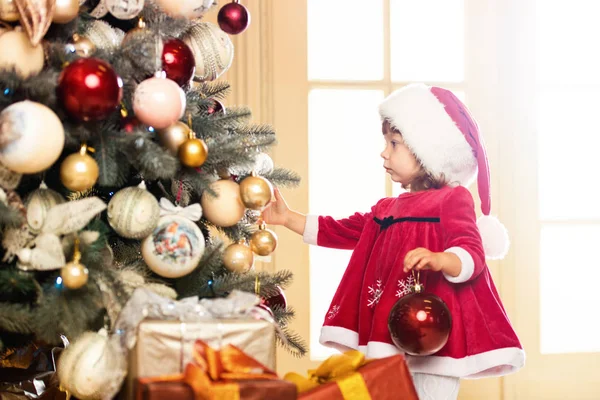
top-left (379, 83), bottom-right (509, 259)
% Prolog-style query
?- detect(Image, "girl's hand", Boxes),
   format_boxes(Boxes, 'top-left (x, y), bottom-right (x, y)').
top-left (261, 187), bottom-right (290, 226)
top-left (403, 248), bottom-right (444, 273)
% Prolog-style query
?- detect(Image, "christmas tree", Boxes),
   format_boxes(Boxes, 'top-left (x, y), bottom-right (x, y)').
top-left (0, 0), bottom-right (306, 366)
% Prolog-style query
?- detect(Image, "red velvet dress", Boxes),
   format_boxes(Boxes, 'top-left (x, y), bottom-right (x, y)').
top-left (304, 186), bottom-right (524, 378)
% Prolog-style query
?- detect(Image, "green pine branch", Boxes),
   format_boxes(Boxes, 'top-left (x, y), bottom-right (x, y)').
top-left (0, 202), bottom-right (24, 229)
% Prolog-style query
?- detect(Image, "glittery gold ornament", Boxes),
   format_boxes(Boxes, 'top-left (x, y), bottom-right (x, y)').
top-left (250, 223), bottom-right (277, 256)
top-left (60, 238), bottom-right (88, 289)
top-left (223, 242), bottom-right (254, 273)
top-left (158, 121), bottom-right (190, 155)
top-left (0, 0), bottom-right (20, 21)
top-left (60, 144), bottom-right (99, 192)
top-left (52, 0), bottom-right (78, 23)
top-left (200, 179), bottom-right (245, 227)
top-left (14, 0), bottom-right (56, 46)
top-left (239, 174), bottom-right (273, 210)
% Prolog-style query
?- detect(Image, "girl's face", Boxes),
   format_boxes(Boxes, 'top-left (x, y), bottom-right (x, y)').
top-left (381, 124), bottom-right (421, 187)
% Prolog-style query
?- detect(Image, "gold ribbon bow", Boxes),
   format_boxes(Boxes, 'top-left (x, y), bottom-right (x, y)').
top-left (142, 340), bottom-right (278, 400)
top-left (284, 350), bottom-right (372, 399)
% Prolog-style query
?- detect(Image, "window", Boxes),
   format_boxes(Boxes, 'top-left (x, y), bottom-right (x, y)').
top-left (307, 0), bottom-right (466, 359)
top-left (535, 0), bottom-right (600, 354)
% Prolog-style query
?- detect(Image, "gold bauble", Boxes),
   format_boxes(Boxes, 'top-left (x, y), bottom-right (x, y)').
top-left (122, 18), bottom-right (147, 44)
top-left (178, 138), bottom-right (208, 168)
top-left (250, 227), bottom-right (278, 256)
top-left (0, 0), bottom-right (19, 21)
top-left (60, 261), bottom-right (89, 289)
top-left (223, 243), bottom-right (254, 273)
top-left (201, 180), bottom-right (245, 227)
top-left (70, 34), bottom-right (95, 57)
top-left (52, 0), bottom-right (79, 23)
top-left (239, 175), bottom-right (273, 210)
top-left (60, 148), bottom-right (99, 192)
top-left (158, 121), bottom-right (190, 155)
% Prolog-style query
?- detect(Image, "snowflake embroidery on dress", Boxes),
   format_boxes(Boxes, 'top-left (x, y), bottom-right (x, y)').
top-left (327, 305), bottom-right (340, 320)
top-left (396, 274), bottom-right (415, 298)
top-left (367, 279), bottom-right (384, 308)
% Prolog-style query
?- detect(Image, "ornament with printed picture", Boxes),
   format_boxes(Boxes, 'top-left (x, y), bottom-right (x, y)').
top-left (66, 33), bottom-right (96, 58)
top-left (218, 0), bottom-right (250, 35)
top-left (0, 100), bottom-right (65, 174)
top-left (52, 0), bottom-right (79, 24)
top-left (239, 172), bottom-right (273, 210)
top-left (60, 144), bottom-right (99, 192)
top-left (60, 237), bottom-right (89, 289)
top-left (223, 240), bottom-right (254, 273)
top-left (57, 330), bottom-right (125, 400)
top-left (388, 271), bottom-right (452, 356)
top-left (133, 71), bottom-right (186, 129)
top-left (162, 38), bottom-right (195, 87)
top-left (0, 0), bottom-right (20, 22)
top-left (155, 0), bottom-right (215, 19)
top-left (106, 0), bottom-right (144, 19)
top-left (200, 179), bottom-right (245, 227)
top-left (142, 198), bottom-right (205, 278)
top-left (107, 181), bottom-right (160, 239)
top-left (58, 57), bottom-right (123, 121)
top-left (0, 26), bottom-right (44, 78)
top-left (158, 121), bottom-right (190, 155)
top-left (250, 220), bottom-right (277, 256)
top-left (24, 182), bottom-right (65, 234)
top-left (13, 0), bottom-right (54, 45)
top-left (184, 22), bottom-right (234, 82)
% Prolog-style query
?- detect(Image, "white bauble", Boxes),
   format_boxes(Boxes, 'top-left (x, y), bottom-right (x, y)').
top-left (0, 28), bottom-right (44, 78)
top-left (0, 101), bottom-right (65, 174)
top-left (156, 0), bottom-right (215, 19)
top-left (107, 185), bottom-right (160, 239)
top-left (230, 153), bottom-right (275, 176)
top-left (57, 332), bottom-right (124, 400)
top-left (142, 215), bottom-right (205, 278)
top-left (184, 22), bottom-right (234, 81)
top-left (24, 184), bottom-right (65, 233)
top-left (83, 20), bottom-right (125, 49)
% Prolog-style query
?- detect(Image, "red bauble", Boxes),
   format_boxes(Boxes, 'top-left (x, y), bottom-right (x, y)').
top-left (162, 39), bottom-right (196, 87)
top-left (261, 286), bottom-right (287, 311)
top-left (207, 99), bottom-right (225, 115)
top-left (120, 115), bottom-right (140, 134)
top-left (57, 58), bottom-right (123, 121)
top-left (256, 303), bottom-right (275, 319)
top-left (388, 292), bottom-right (452, 356)
top-left (217, 1), bottom-right (251, 35)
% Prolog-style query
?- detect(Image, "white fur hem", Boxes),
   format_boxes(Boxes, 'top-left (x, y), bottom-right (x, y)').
top-left (303, 215), bottom-right (319, 245)
top-left (378, 84), bottom-right (477, 186)
top-left (320, 327), bottom-right (525, 379)
top-left (443, 247), bottom-right (474, 283)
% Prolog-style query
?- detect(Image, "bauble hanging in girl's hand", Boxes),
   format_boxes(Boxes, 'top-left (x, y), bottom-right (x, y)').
top-left (239, 174), bottom-right (273, 210)
top-left (388, 277), bottom-right (452, 356)
top-left (57, 58), bottom-right (123, 122)
top-left (0, 101), bottom-right (65, 174)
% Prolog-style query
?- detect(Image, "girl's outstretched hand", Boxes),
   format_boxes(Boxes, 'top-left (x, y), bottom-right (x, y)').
top-left (262, 187), bottom-right (290, 226)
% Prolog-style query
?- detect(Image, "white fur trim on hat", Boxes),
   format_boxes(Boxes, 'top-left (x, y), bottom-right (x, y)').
top-left (378, 84), bottom-right (477, 187)
top-left (477, 215), bottom-right (510, 260)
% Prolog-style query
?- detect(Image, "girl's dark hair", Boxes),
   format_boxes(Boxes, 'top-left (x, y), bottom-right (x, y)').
top-left (382, 120), bottom-right (449, 192)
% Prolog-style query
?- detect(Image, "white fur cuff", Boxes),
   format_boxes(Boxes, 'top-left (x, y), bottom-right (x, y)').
top-left (443, 247), bottom-right (475, 283)
top-left (303, 215), bottom-right (319, 246)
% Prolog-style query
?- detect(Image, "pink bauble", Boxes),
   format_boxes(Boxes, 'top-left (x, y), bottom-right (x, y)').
top-left (133, 76), bottom-right (186, 129)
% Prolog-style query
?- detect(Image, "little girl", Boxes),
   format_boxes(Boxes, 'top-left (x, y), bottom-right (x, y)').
top-left (263, 84), bottom-right (524, 399)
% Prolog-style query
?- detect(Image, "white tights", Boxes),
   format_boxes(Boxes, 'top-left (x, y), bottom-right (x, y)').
top-left (411, 373), bottom-right (460, 400)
